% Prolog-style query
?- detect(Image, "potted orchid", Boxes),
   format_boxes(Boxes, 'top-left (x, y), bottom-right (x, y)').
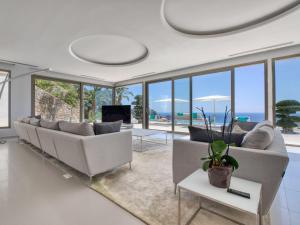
top-left (198, 107), bottom-right (239, 188)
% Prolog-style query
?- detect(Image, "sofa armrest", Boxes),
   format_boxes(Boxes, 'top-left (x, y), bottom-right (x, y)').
top-left (81, 130), bottom-right (132, 176)
top-left (173, 139), bottom-right (209, 185)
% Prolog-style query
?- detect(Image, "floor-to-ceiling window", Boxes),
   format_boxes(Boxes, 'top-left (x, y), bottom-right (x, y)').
top-left (34, 77), bottom-right (81, 122)
top-left (0, 70), bottom-right (10, 128)
top-left (192, 71), bottom-right (231, 128)
top-left (83, 85), bottom-right (113, 122)
top-left (274, 55), bottom-right (300, 145)
top-left (174, 78), bottom-right (190, 132)
top-left (234, 63), bottom-right (266, 122)
top-left (148, 80), bottom-right (172, 131)
top-left (115, 83), bottom-right (143, 128)
top-left (33, 76), bottom-right (113, 122)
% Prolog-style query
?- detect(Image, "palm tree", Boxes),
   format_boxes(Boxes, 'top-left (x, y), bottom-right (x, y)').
top-left (115, 87), bottom-right (133, 105)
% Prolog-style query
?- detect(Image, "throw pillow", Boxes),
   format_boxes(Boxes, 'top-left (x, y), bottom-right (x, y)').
top-left (58, 121), bottom-right (95, 136)
top-left (188, 126), bottom-right (245, 147)
top-left (40, 119), bottom-right (59, 130)
top-left (253, 120), bottom-right (273, 129)
top-left (241, 125), bottom-right (274, 149)
top-left (94, 120), bottom-right (122, 135)
top-left (29, 118), bottom-right (40, 126)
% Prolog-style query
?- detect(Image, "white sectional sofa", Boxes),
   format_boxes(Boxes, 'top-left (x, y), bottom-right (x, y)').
top-left (14, 121), bottom-right (132, 180)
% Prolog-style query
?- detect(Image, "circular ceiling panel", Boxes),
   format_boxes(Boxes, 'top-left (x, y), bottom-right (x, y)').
top-left (163, 0), bottom-right (300, 35)
top-left (69, 35), bottom-right (148, 65)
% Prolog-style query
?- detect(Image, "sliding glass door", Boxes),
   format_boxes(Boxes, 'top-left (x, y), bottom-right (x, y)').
top-left (148, 80), bottom-right (172, 131)
top-left (174, 78), bottom-right (190, 132)
top-left (274, 55), bottom-right (300, 145)
top-left (192, 71), bottom-right (231, 128)
top-left (234, 63), bottom-right (266, 122)
top-left (115, 83), bottom-right (143, 128)
top-left (144, 62), bottom-right (267, 133)
top-left (83, 85), bottom-right (113, 122)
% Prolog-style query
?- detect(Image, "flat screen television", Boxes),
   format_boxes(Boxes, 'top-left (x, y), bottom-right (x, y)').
top-left (102, 105), bottom-right (131, 124)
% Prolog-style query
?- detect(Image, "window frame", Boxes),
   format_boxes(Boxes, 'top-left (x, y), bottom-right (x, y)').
top-left (141, 60), bottom-right (268, 133)
top-left (31, 75), bottom-right (113, 122)
top-left (0, 69), bottom-right (11, 129)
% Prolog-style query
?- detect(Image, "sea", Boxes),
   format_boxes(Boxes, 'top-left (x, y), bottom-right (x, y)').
top-left (157, 112), bottom-right (265, 125)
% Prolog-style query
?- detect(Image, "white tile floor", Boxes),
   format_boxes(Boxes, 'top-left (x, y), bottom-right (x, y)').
top-left (270, 146), bottom-right (300, 225)
top-left (0, 135), bottom-right (299, 225)
top-left (0, 139), bottom-right (144, 225)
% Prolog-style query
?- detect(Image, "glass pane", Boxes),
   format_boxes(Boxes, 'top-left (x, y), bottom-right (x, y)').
top-left (174, 78), bottom-right (190, 132)
top-left (275, 56), bottom-right (300, 145)
top-left (96, 87), bottom-right (113, 122)
top-left (84, 85), bottom-right (112, 122)
top-left (192, 71), bottom-right (231, 128)
top-left (148, 80), bottom-right (172, 131)
top-left (0, 71), bottom-right (9, 127)
top-left (234, 63), bottom-right (265, 122)
top-left (115, 84), bottom-right (143, 128)
top-left (34, 78), bottom-right (80, 122)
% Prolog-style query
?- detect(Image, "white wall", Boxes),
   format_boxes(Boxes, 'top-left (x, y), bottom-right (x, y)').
top-left (0, 64), bottom-right (113, 138)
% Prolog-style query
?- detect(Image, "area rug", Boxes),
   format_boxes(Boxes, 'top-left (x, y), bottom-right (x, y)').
top-left (23, 139), bottom-right (269, 225)
top-left (90, 140), bottom-right (269, 225)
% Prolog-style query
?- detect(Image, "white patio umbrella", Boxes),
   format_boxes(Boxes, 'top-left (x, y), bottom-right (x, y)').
top-left (193, 95), bottom-right (230, 125)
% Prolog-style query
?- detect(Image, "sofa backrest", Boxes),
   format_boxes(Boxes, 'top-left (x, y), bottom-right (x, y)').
top-left (36, 127), bottom-right (90, 175)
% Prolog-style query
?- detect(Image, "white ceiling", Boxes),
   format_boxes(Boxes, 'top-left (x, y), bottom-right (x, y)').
top-left (0, 0), bottom-right (299, 82)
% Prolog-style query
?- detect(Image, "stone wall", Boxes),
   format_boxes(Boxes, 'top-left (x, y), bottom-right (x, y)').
top-left (35, 87), bottom-right (80, 122)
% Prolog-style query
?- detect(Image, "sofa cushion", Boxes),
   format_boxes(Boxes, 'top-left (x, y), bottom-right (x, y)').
top-left (40, 119), bottom-right (59, 130)
top-left (241, 125), bottom-right (274, 149)
top-left (29, 115), bottom-right (42, 119)
top-left (59, 121), bottom-right (95, 136)
top-left (188, 126), bottom-right (245, 147)
top-left (29, 118), bottom-right (40, 126)
top-left (21, 117), bottom-right (31, 123)
top-left (93, 120), bottom-right (122, 135)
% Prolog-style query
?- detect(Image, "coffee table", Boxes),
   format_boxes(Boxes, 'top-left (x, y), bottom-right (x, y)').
top-left (178, 169), bottom-right (262, 225)
top-left (131, 128), bottom-right (168, 152)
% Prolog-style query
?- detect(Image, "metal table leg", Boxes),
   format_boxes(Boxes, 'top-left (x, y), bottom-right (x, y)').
top-left (178, 187), bottom-right (181, 225)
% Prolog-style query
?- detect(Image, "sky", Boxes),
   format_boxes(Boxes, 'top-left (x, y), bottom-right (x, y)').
top-left (118, 83), bottom-right (143, 105)
top-left (275, 57), bottom-right (300, 102)
top-left (148, 64), bottom-right (266, 114)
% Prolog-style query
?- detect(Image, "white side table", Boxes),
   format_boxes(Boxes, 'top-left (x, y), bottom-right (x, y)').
top-left (178, 169), bottom-right (262, 225)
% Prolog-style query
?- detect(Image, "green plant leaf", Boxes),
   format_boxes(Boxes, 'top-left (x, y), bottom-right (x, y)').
top-left (221, 155), bottom-right (239, 171)
top-left (202, 160), bottom-right (211, 171)
top-left (211, 140), bottom-right (227, 156)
